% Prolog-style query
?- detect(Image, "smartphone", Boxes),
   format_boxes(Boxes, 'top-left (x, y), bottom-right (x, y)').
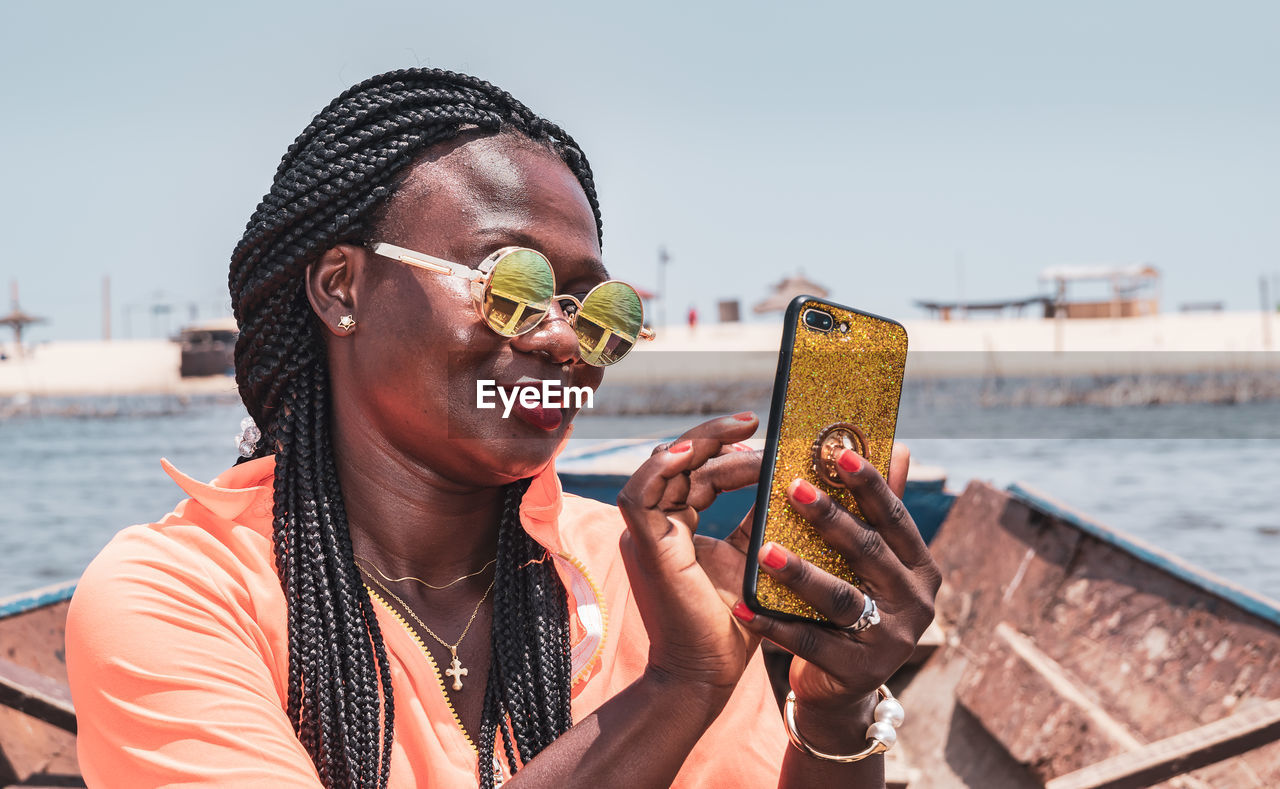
top-left (744, 295), bottom-right (908, 624)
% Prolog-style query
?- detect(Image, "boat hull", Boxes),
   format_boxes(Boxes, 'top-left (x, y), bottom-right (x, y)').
top-left (0, 581), bottom-right (79, 787)
top-left (898, 481), bottom-right (1280, 787)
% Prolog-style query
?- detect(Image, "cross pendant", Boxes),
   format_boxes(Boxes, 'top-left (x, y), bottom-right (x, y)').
top-left (445, 647), bottom-right (468, 690)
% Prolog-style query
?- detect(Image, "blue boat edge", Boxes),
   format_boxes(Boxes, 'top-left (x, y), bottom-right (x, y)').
top-left (559, 472), bottom-right (957, 544)
top-left (1007, 481), bottom-right (1280, 630)
top-left (0, 579), bottom-right (76, 620)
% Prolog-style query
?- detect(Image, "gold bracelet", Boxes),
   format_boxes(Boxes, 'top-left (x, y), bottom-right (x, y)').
top-left (783, 685), bottom-right (905, 763)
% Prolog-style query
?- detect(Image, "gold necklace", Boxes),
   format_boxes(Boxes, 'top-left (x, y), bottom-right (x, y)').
top-left (354, 552), bottom-right (497, 590)
top-left (356, 560), bottom-right (494, 691)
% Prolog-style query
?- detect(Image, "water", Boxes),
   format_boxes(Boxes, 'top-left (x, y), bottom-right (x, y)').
top-left (0, 398), bottom-right (250, 597)
top-left (2, 398), bottom-right (1278, 601)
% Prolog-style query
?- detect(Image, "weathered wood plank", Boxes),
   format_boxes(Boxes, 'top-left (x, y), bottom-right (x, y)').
top-left (1046, 698), bottom-right (1280, 789)
top-left (907, 481), bottom-right (1280, 788)
top-left (0, 658), bottom-right (76, 734)
top-left (957, 622), bottom-right (1139, 778)
top-left (1007, 484), bottom-right (1280, 631)
top-left (884, 743), bottom-right (917, 788)
top-left (0, 594), bottom-right (80, 781)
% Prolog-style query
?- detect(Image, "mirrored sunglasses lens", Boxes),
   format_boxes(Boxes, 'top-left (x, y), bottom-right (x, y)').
top-left (577, 282), bottom-right (644, 366)
top-left (483, 249), bottom-right (555, 336)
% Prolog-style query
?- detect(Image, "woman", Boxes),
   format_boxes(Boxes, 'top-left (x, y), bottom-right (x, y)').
top-left (65, 69), bottom-right (941, 788)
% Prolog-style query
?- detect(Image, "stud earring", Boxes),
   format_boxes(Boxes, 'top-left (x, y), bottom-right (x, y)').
top-left (337, 315), bottom-right (356, 332)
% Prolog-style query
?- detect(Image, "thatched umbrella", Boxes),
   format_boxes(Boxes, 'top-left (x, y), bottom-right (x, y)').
top-left (0, 308), bottom-right (45, 357)
top-left (752, 272), bottom-right (830, 314)
top-left (1, 281), bottom-right (46, 357)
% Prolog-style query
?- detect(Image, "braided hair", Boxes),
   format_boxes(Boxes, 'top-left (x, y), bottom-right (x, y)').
top-left (228, 69), bottom-right (601, 788)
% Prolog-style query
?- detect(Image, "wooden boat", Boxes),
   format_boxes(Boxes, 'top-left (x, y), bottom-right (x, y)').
top-left (897, 480), bottom-right (1280, 788)
top-left (0, 581), bottom-right (78, 787)
top-left (3, 438), bottom-right (1277, 787)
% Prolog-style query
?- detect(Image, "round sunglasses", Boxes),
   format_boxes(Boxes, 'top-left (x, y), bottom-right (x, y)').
top-left (370, 242), bottom-right (655, 367)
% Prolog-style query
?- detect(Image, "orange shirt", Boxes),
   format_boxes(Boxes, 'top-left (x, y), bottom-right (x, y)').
top-left (66, 451), bottom-right (787, 787)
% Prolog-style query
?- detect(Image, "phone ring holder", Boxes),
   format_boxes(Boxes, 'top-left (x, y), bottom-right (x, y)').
top-left (811, 422), bottom-right (869, 489)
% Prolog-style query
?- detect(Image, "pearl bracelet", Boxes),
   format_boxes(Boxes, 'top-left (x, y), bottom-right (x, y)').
top-left (783, 685), bottom-right (905, 763)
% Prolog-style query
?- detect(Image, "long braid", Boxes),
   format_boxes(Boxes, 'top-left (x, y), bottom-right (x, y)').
top-left (230, 68), bottom-right (597, 787)
top-left (477, 479), bottom-right (574, 787)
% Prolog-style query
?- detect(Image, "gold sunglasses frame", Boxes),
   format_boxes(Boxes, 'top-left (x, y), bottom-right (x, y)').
top-left (369, 242), bottom-right (656, 365)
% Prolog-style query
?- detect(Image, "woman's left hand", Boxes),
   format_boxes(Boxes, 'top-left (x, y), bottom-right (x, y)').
top-left (697, 442), bottom-right (942, 746)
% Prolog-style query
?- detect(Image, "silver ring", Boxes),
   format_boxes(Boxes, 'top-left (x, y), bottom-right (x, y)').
top-left (840, 594), bottom-right (880, 634)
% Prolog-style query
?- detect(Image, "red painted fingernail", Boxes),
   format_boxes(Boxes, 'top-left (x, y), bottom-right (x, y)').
top-left (732, 411), bottom-right (756, 422)
top-left (837, 449), bottom-right (862, 473)
top-left (760, 542), bottom-right (787, 570)
top-left (669, 440), bottom-right (692, 454)
top-left (732, 601), bottom-right (756, 622)
top-left (789, 478), bottom-right (819, 504)
top-left (729, 441), bottom-right (753, 452)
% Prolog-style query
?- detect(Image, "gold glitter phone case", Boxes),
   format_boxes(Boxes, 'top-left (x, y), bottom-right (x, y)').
top-left (744, 296), bottom-right (907, 624)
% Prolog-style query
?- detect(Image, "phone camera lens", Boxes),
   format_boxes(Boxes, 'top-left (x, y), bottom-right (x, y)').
top-left (802, 308), bottom-right (834, 333)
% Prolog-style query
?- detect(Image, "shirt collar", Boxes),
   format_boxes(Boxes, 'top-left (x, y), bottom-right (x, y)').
top-left (160, 424), bottom-right (574, 540)
top-left (160, 455), bottom-right (275, 523)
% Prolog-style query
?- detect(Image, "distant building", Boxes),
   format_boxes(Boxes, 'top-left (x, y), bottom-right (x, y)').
top-left (753, 273), bottom-right (830, 314)
top-left (917, 264), bottom-right (1161, 321)
top-left (177, 317), bottom-right (237, 377)
top-left (915, 296), bottom-right (1052, 321)
top-left (1039, 264), bottom-right (1160, 319)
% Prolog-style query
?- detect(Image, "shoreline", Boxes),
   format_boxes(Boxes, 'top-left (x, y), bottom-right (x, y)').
top-left (3, 313), bottom-right (1278, 415)
top-left (5, 370), bottom-right (1280, 421)
top-left (0, 340), bottom-right (239, 399)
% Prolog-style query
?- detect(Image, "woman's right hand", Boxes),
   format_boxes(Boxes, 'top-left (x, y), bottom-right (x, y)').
top-left (615, 412), bottom-right (764, 692)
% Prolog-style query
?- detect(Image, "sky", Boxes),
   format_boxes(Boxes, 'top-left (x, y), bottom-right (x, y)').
top-left (2, 0), bottom-right (1277, 341)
